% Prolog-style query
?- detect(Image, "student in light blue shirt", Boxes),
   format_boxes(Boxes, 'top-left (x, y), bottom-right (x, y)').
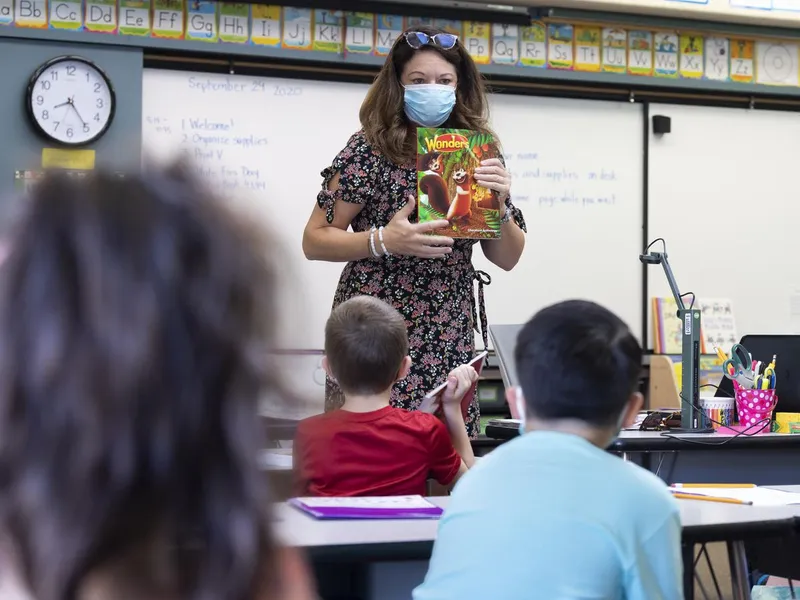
top-left (414, 300), bottom-right (683, 600)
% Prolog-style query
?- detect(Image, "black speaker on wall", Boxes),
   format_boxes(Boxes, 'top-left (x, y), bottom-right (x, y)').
top-left (652, 115), bottom-right (672, 135)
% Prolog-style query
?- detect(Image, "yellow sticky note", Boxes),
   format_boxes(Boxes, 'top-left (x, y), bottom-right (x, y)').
top-left (41, 148), bottom-right (96, 170)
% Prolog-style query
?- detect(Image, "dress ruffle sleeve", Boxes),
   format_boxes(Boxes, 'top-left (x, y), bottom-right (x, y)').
top-left (316, 130), bottom-right (380, 224)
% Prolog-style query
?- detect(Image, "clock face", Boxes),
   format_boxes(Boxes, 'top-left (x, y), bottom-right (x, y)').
top-left (27, 56), bottom-right (115, 146)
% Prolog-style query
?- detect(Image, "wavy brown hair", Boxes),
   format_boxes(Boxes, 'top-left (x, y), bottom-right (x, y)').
top-left (0, 164), bottom-right (288, 600)
top-left (359, 25), bottom-right (496, 165)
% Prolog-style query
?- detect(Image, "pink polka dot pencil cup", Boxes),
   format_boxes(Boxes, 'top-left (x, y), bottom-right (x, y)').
top-left (733, 382), bottom-right (778, 434)
top-left (718, 345), bottom-right (778, 434)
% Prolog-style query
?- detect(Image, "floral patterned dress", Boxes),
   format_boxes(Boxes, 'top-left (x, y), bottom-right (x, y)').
top-left (317, 130), bottom-right (526, 438)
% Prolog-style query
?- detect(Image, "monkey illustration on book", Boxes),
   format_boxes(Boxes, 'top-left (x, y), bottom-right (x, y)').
top-left (417, 152), bottom-right (451, 214)
top-left (417, 151), bottom-right (443, 176)
top-left (446, 166), bottom-right (473, 221)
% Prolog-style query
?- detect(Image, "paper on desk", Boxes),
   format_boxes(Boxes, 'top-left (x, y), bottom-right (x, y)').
top-left (288, 495), bottom-right (443, 520)
top-left (296, 495), bottom-right (435, 509)
top-left (672, 487), bottom-right (800, 506)
top-left (259, 450), bottom-right (293, 469)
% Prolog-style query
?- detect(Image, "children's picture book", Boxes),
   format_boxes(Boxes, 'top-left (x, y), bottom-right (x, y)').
top-left (289, 495), bottom-right (444, 520)
top-left (695, 298), bottom-right (738, 354)
top-left (651, 296), bottom-right (737, 354)
top-left (416, 128), bottom-right (503, 239)
top-left (420, 351), bottom-right (488, 419)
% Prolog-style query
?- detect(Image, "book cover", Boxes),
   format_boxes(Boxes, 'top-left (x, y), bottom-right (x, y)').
top-left (652, 296), bottom-right (683, 354)
top-left (695, 298), bottom-right (737, 354)
top-left (420, 351), bottom-right (488, 419)
top-left (416, 128), bottom-right (502, 239)
top-left (651, 296), bottom-right (737, 355)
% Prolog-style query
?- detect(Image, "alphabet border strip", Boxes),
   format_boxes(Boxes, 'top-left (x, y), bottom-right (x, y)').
top-left (2, 1), bottom-right (800, 97)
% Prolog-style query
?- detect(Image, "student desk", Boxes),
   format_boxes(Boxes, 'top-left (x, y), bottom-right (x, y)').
top-left (743, 485), bottom-right (800, 588)
top-left (485, 421), bottom-right (800, 486)
top-left (276, 495), bottom-right (799, 600)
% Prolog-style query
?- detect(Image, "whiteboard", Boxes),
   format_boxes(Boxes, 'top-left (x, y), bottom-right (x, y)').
top-left (142, 70), bottom-right (645, 350)
top-left (647, 103), bottom-right (800, 345)
top-left (142, 69), bottom-right (369, 351)
top-left (476, 95), bottom-right (644, 340)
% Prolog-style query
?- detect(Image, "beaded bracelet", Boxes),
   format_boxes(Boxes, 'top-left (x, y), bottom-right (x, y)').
top-left (368, 226), bottom-right (379, 258)
top-left (378, 226), bottom-right (391, 257)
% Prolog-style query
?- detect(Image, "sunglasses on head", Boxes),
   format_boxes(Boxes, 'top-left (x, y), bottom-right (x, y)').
top-left (403, 31), bottom-right (458, 50)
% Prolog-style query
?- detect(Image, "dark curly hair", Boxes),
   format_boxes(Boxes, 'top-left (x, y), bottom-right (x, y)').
top-left (0, 164), bottom-right (288, 600)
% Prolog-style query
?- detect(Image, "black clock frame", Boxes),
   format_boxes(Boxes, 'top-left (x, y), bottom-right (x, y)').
top-left (25, 55), bottom-right (117, 148)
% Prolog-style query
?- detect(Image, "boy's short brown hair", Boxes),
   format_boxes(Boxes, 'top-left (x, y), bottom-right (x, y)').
top-left (325, 296), bottom-right (409, 395)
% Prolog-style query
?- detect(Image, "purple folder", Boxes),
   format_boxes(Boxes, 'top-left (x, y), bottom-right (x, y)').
top-left (289, 496), bottom-right (444, 520)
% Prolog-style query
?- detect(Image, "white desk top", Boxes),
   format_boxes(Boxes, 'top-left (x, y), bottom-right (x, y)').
top-left (275, 494), bottom-right (800, 551)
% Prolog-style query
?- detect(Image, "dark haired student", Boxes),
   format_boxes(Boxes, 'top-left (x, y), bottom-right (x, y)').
top-left (303, 26), bottom-right (527, 438)
top-left (0, 167), bottom-right (316, 600)
top-left (414, 300), bottom-right (682, 600)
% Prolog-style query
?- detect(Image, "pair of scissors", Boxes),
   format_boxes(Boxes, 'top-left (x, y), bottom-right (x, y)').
top-left (722, 344), bottom-right (756, 388)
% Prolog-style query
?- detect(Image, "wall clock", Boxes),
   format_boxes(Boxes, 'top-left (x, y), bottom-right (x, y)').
top-left (25, 56), bottom-right (116, 147)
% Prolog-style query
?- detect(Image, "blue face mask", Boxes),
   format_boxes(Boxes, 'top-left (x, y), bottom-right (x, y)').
top-left (514, 387), bottom-right (526, 436)
top-left (403, 84), bottom-right (456, 127)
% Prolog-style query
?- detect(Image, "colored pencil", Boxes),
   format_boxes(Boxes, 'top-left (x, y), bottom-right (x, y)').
top-left (671, 483), bottom-right (755, 489)
top-left (671, 492), bottom-right (753, 505)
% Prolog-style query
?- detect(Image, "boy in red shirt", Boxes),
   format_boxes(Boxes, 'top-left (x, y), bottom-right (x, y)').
top-left (293, 295), bottom-right (477, 497)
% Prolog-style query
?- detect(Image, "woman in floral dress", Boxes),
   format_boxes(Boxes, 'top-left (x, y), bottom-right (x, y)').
top-left (303, 26), bottom-right (526, 438)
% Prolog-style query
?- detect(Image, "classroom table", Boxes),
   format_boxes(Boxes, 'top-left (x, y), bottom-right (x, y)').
top-left (743, 485), bottom-right (800, 589)
top-left (276, 495), bottom-right (800, 600)
top-left (485, 420), bottom-right (800, 486)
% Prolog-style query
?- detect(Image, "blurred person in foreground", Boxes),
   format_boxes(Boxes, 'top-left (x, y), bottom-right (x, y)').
top-left (0, 165), bottom-right (316, 600)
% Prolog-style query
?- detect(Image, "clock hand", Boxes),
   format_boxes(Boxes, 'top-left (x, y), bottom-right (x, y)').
top-left (52, 99), bottom-right (70, 109)
top-left (68, 100), bottom-right (87, 127)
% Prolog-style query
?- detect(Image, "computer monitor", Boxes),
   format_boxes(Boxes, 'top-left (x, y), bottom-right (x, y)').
top-left (715, 334), bottom-right (800, 413)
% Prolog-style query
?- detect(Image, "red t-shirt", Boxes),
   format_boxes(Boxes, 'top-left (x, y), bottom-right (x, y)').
top-left (293, 405), bottom-right (461, 497)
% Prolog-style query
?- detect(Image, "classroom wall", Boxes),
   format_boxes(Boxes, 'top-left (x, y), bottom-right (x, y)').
top-left (0, 38), bottom-right (143, 201)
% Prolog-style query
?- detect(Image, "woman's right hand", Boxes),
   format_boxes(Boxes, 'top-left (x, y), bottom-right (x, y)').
top-left (382, 196), bottom-right (454, 258)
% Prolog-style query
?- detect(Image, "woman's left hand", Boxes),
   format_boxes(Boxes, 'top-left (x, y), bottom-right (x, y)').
top-left (474, 158), bottom-right (511, 203)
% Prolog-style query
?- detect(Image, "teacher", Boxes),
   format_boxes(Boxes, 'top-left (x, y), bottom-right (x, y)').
top-left (302, 25), bottom-right (526, 438)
